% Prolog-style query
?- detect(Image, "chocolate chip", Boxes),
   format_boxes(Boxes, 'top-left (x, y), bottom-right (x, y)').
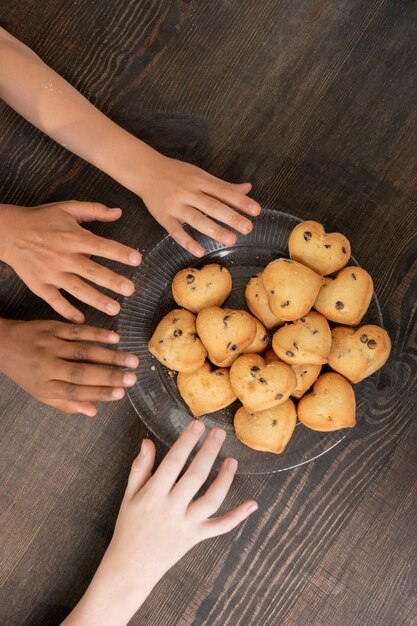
top-left (270, 290), bottom-right (275, 295)
top-left (367, 339), bottom-right (377, 349)
top-left (324, 244), bottom-right (332, 248)
top-left (219, 266), bottom-right (224, 271)
top-left (275, 393), bottom-right (283, 400)
top-left (352, 273), bottom-right (357, 280)
top-left (342, 246), bottom-right (347, 254)
top-left (335, 301), bottom-right (344, 310)
top-left (250, 366), bottom-right (260, 372)
top-left (272, 419), bottom-right (278, 426)
top-left (206, 282), bottom-right (212, 287)
top-left (215, 371), bottom-right (225, 376)
top-left (293, 342), bottom-right (299, 350)
top-left (300, 317), bottom-right (306, 322)
top-left (259, 377), bottom-right (267, 384)
top-left (312, 329), bottom-right (318, 335)
top-left (360, 334), bottom-right (368, 343)
top-left (302, 370), bottom-right (307, 375)
top-left (286, 351), bottom-right (295, 358)
top-left (173, 329), bottom-right (183, 337)
top-left (186, 274), bottom-right (195, 284)
top-left (262, 334), bottom-right (268, 342)
top-left (280, 300), bottom-right (290, 308)
top-left (304, 231), bottom-right (312, 241)
top-left (223, 314), bottom-right (231, 326)
top-left (172, 318), bottom-right (179, 324)
top-left (158, 340), bottom-right (164, 343)
top-left (227, 343), bottom-right (237, 351)
top-left (192, 333), bottom-right (198, 342)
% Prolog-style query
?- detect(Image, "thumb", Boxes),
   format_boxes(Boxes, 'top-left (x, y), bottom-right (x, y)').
top-left (124, 439), bottom-right (156, 500)
top-left (64, 201), bottom-right (122, 224)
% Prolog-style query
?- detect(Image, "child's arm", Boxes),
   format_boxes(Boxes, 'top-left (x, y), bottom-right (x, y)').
top-left (61, 422), bottom-right (258, 625)
top-left (0, 318), bottom-right (139, 416)
top-left (0, 27), bottom-right (260, 258)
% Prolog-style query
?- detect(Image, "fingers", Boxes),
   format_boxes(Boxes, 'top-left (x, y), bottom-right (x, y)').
top-left (62, 201), bottom-right (123, 224)
top-left (83, 232), bottom-right (142, 267)
top-left (56, 361), bottom-right (137, 388)
top-left (151, 420), bottom-right (205, 492)
top-left (203, 183), bottom-right (260, 219)
top-left (124, 439), bottom-right (156, 501)
top-left (167, 219), bottom-right (205, 257)
top-left (45, 397), bottom-right (97, 417)
top-left (201, 500), bottom-right (258, 539)
top-left (171, 428), bottom-right (226, 505)
top-left (59, 274), bottom-right (121, 316)
top-left (190, 193), bottom-right (254, 235)
top-left (182, 207), bottom-right (237, 247)
top-left (78, 258), bottom-right (135, 296)
top-left (188, 457), bottom-right (238, 519)
top-left (59, 341), bottom-right (138, 369)
top-left (47, 381), bottom-right (126, 402)
top-left (38, 285), bottom-right (85, 324)
top-left (54, 324), bottom-right (120, 344)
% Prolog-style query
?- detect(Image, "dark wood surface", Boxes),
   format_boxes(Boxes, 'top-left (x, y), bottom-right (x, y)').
top-left (0, 1), bottom-right (416, 624)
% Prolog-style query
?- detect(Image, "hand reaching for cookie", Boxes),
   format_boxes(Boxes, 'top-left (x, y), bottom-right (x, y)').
top-left (0, 319), bottom-right (138, 416)
top-left (135, 153), bottom-right (261, 257)
top-left (0, 201), bottom-right (142, 322)
top-left (62, 422), bottom-right (258, 626)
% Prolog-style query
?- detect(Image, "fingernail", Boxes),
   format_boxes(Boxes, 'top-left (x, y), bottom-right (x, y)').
top-left (139, 440), bottom-right (147, 457)
top-left (106, 302), bottom-right (120, 314)
top-left (121, 281), bottom-right (133, 294)
top-left (247, 502), bottom-right (258, 514)
top-left (72, 313), bottom-right (84, 323)
top-left (213, 429), bottom-right (226, 443)
top-left (240, 220), bottom-right (252, 234)
top-left (112, 388), bottom-right (125, 399)
top-left (108, 332), bottom-right (120, 343)
top-left (125, 355), bottom-right (138, 368)
top-left (224, 235), bottom-right (235, 246)
top-left (226, 458), bottom-right (238, 473)
top-left (123, 373), bottom-right (137, 386)
top-left (192, 246), bottom-right (205, 258)
top-left (191, 420), bottom-right (205, 434)
top-left (129, 251), bottom-right (141, 265)
top-left (249, 204), bottom-right (260, 215)
top-left (109, 207), bottom-right (121, 212)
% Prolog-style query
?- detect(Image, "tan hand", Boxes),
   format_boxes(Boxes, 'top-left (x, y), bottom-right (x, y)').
top-left (139, 154), bottom-right (261, 257)
top-left (0, 319), bottom-right (139, 416)
top-left (0, 201), bottom-right (142, 322)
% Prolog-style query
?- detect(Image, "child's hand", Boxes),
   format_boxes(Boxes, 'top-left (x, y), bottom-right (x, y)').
top-left (0, 201), bottom-right (142, 323)
top-left (137, 153), bottom-right (261, 257)
top-left (0, 319), bottom-right (138, 416)
top-left (63, 422), bottom-right (257, 625)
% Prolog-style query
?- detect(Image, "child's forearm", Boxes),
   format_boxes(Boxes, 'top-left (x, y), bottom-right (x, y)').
top-left (0, 27), bottom-right (156, 197)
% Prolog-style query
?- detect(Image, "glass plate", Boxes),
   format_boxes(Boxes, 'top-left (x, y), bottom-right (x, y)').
top-left (118, 209), bottom-right (383, 474)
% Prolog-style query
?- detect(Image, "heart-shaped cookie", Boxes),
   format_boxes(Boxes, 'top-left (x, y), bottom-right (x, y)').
top-left (272, 311), bottom-right (331, 365)
top-left (263, 348), bottom-right (321, 398)
top-left (314, 266), bottom-right (373, 325)
top-left (230, 353), bottom-right (296, 412)
top-left (262, 258), bottom-right (324, 321)
top-left (328, 324), bottom-right (391, 383)
top-left (245, 273), bottom-right (283, 329)
top-left (242, 316), bottom-right (269, 355)
top-left (234, 400), bottom-right (297, 454)
top-left (177, 362), bottom-right (237, 417)
top-left (196, 307), bottom-right (257, 366)
top-left (172, 264), bottom-right (232, 314)
top-left (148, 308), bottom-right (207, 373)
top-left (289, 220), bottom-right (351, 275)
top-left (298, 372), bottom-right (356, 431)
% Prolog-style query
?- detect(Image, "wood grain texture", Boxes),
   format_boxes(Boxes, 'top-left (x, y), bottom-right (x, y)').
top-left (0, 1), bottom-right (416, 625)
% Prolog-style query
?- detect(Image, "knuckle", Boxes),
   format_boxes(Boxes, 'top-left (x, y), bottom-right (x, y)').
top-left (70, 325), bottom-right (82, 338)
top-left (65, 383), bottom-right (79, 400)
top-left (68, 366), bottom-right (84, 384)
top-left (75, 345), bottom-right (89, 360)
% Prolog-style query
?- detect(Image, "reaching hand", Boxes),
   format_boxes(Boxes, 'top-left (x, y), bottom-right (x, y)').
top-left (138, 153), bottom-right (261, 257)
top-left (0, 319), bottom-right (139, 416)
top-left (0, 201), bottom-right (142, 322)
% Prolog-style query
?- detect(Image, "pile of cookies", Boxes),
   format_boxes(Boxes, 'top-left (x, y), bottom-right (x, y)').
top-left (148, 220), bottom-right (391, 455)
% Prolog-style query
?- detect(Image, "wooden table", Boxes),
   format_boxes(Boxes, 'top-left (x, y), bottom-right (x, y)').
top-left (0, 2), bottom-right (416, 624)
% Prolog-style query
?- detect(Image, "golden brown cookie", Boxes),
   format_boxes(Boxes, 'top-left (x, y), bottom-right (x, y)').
top-left (177, 362), bottom-right (237, 417)
top-left (262, 258), bottom-right (324, 321)
top-left (172, 264), bottom-right (232, 314)
top-left (328, 325), bottom-right (391, 383)
top-left (148, 308), bottom-right (207, 372)
top-left (229, 353), bottom-right (296, 412)
top-left (314, 266), bottom-right (373, 325)
top-left (196, 307), bottom-right (257, 366)
top-left (245, 273), bottom-right (283, 329)
top-left (242, 316), bottom-right (269, 354)
top-left (263, 349), bottom-right (321, 398)
top-left (298, 372), bottom-right (356, 431)
top-left (289, 220), bottom-right (351, 275)
top-left (272, 311), bottom-right (331, 365)
top-left (234, 401), bottom-right (297, 454)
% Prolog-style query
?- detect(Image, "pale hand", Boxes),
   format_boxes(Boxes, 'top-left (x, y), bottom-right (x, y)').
top-left (0, 201), bottom-right (142, 322)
